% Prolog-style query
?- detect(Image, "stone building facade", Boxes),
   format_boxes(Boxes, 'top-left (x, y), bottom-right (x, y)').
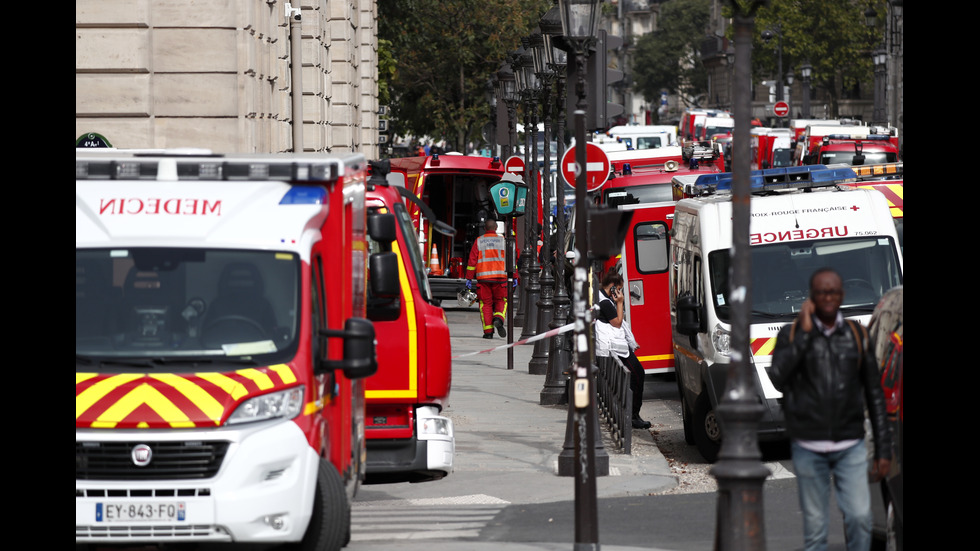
top-left (76, 0), bottom-right (379, 157)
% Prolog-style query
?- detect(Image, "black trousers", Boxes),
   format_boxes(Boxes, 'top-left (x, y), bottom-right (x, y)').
top-left (618, 350), bottom-right (645, 416)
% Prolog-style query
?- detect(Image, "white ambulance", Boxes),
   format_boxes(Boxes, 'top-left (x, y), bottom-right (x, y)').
top-left (76, 150), bottom-right (395, 549)
top-left (669, 166), bottom-right (904, 462)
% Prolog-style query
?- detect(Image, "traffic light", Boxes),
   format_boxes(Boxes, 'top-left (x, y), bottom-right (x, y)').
top-left (565, 30), bottom-right (625, 132)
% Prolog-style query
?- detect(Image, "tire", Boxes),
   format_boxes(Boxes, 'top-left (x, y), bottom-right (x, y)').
top-left (678, 380), bottom-right (695, 445)
top-left (298, 458), bottom-right (348, 551)
top-left (693, 393), bottom-right (721, 463)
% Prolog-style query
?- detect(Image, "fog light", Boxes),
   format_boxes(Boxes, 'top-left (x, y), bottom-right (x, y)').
top-left (266, 515), bottom-right (286, 530)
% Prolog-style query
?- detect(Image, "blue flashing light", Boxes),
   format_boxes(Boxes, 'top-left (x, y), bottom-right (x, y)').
top-left (280, 186), bottom-right (327, 205)
top-left (623, 163), bottom-right (632, 175)
top-left (703, 165), bottom-right (857, 193)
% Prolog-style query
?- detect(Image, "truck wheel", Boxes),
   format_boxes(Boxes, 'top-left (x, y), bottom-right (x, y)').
top-left (693, 393), bottom-right (721, 463)
top-left (298, 458), bottom-right (348, 551)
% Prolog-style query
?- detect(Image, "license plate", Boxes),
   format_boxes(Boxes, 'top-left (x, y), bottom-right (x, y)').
top-left (96, 502), bottom-right (186, 522)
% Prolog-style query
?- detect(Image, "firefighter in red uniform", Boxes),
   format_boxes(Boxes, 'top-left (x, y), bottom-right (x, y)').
top-left (466, 219), bottom-right (507, 339)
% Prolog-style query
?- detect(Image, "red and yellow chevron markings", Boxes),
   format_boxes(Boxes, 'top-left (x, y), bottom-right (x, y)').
top-left (750, 337), bottom-right (777, 357)
top-left (76, 365), bottom-right (299, 429)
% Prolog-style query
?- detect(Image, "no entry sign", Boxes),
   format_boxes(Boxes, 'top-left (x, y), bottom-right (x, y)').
top-left (773, 101), bottom-right (789, 117)
top-left (504, 155), bottom-right (525, 177)
top-left (561, 143), bottom-right (611, 192)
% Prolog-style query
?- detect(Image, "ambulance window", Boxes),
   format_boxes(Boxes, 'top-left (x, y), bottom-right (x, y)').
top-left (394, 203), bottom-right (433, 301)
top-left (634, 222), bottom-right (669, 274)
top-left (636, 136), bottom-right (662, 150)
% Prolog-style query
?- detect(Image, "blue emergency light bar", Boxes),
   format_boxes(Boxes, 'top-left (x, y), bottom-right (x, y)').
top-left (689, 165), bottom-right (857, 195)
top-left (823, 134), bottom-right (892, 143)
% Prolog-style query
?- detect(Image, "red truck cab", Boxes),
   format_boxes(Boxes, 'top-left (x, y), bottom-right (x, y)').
top-left (598, 157), bottom-right (721, 374)
top-left (362, 167), bottom-right (454, 483)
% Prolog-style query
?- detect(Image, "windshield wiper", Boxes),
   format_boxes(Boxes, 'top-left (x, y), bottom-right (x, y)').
top-left (750, 310), bottom-right (795, 319)
top-left (76, 355), bottom-right (157, 369)
top-left (150, 356), bottom-right (258, 366)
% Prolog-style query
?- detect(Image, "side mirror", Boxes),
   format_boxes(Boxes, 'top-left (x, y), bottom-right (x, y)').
top-left (676, 293), bottom-right (703, 337)
top-left (368, 213), bottom-right (397, 244)
top-left (370, 251), bottom-right (400, 299)
top-left (588, 207), bottom-right (634, 261)
top-left (316, 317), bottom-right (378, 379)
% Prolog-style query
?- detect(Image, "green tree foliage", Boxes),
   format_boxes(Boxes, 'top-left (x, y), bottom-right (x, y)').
top-left (751, 0), bottom-right (886, 117)
top-left (379, 0), bottom-right (549, 152)
top-left (378, 38), bottom-right (396, 107)
top-left (632, 0), bottom-right (711, 108)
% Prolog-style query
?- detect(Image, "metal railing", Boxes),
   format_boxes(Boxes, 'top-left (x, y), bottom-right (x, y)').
top-left (595, 355), bottom-right (632, 454)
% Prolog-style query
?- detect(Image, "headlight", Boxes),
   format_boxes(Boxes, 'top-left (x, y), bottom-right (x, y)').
top-left (711, 323), bottom-right (731, 357)
top-left (228, 386), bottom-right (304, 424)
top-left (418, 416), bottom-right (453, 439)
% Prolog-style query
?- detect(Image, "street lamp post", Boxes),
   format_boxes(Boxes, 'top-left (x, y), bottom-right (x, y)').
top-left (530, 29), bottom-right (555, 375)
top-left (520, 37), bottom-right (543, 342)
top-left (873, 47), bottom-right (887, 125)
top-left (713, 2), bottom-right (771, 550)
top-left (800, 61), bottom-right (812, 119)
top-left (540, 5), bottom-right (573, 404)
top-left (555, 0), bottom-right (604, 549)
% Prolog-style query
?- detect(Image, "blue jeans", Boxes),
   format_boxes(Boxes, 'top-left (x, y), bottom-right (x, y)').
top-left (791, 440), bottom-right (872, 551)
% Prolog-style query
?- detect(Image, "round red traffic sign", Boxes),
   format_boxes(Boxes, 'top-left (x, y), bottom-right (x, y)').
top-left (773, 101), bottom-right (789, 117)
top-left (561, 143), bottom-right (611, 192)
top-left (504, 155), bottom-right (525, 176)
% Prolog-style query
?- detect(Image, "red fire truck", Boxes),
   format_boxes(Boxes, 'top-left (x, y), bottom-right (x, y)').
top-left (363, 165), bottom-right (454, 483)
top-left (76, 151), bottom-right (392, 550)
top-left (599, 156), bottom-right (721, 374)
top-left (795, 124), bottom-right (900, 166)
top-left (387, 154), bottom-right (507, 300)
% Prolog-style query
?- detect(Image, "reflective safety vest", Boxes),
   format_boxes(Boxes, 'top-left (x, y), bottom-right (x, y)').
top-left (469, 232), bottom-right (506, 280)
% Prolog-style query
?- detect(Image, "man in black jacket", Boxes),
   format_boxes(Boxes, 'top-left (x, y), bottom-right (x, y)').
top-left (769, 268), bottom-right (892, 551)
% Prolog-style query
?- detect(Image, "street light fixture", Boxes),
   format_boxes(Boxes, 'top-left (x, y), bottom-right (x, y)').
top-left (520, 33), bottom-right (544, 344)
top-left (873, 46), bottom-right (888, 125)
top-left (540, 4), bottom-right (575, 404)
top-left (555, 0), bottom-right (604, 548)
top-left (530, 28), bottom-right (557, 376)
top-left (800, 61), bottom-right (813, 118)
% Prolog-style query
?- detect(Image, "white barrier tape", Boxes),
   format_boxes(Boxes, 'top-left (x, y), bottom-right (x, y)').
top-left (452, 321), bottom-right (576, 359)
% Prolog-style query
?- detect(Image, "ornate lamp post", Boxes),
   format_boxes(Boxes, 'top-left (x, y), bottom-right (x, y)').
top-left (540, 4), bottom-right (573, 403)
top-left (519, 37), bottom-right (542, 341)
top-left (800, 61), bottom-right (812, 119)
top-left (529, 29), bottom-right (555, 374)
top-left (555, 1), bottom-right (604, 548)
top-left (712, 2), bottom-right (771, 549)
top-left (872, 47), bottom-right (888, 125)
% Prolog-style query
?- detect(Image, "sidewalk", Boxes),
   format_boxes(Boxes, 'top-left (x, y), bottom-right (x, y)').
top-left (353, 305), bottom-right (677, 520)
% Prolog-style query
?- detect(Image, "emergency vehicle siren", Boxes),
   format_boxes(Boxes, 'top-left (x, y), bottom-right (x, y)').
top-left (679, 165), bottom-right (858, 197)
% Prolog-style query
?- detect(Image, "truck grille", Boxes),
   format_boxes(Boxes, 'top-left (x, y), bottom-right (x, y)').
top-left (76, 441), bottom-right (230, 480)
top-left (76, 524), bottom-right (224, 540)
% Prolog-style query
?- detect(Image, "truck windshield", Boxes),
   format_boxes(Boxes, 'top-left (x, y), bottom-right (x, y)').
top-left (76, 248), bottom-right (300, 368)
top-left (771, 149), bottom-right (794, 167)
top-left (820, 151), bottom-right (899, 165)
top-left (604, 184), bottom-right (673, 206)
top-left (707, 236), bottom-right (902, 323)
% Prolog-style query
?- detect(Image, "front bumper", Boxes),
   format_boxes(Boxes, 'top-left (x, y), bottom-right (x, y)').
top-left (76, 420), bottom-right (320, 544)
